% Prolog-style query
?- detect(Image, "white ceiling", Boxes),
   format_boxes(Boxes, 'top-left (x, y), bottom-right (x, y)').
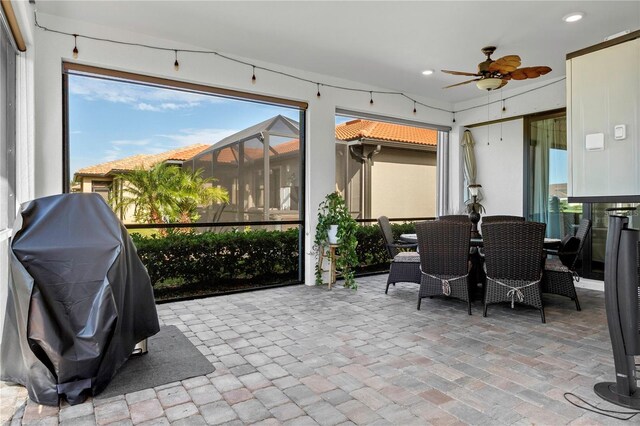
top-left (36, 1), bottom-right (640, 103)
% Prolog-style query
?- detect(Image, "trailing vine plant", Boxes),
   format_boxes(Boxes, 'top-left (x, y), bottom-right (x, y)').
top-left (314, 192), bottom-right (358, 289)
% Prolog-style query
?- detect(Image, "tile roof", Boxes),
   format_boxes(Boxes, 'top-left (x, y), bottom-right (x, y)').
top-left (335, 119), bottom-right (437, 146)
top-left (213, 140), bottom-right (300, 164)
top-left (75, 144), bottom-right (209, 177)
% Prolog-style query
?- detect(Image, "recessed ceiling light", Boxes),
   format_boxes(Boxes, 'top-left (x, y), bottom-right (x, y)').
top-left (563, 12), bottom-right (584, 23)
top-left (422, 69), bottom-right (434, 76)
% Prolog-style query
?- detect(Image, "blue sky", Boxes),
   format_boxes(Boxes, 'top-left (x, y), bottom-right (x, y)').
top-left (68, 75), bottom-right (300, 175)
top-left (549, 148), bottom-right (567, 184)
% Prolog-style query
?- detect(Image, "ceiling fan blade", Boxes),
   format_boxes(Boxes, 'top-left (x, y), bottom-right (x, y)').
top-left (443, 78), bottom-right (481, 89)
top-left (488, 55), bottom-right (521, 74)
top-left (441, 70), bottom-right (480, 76)
top-left (509, 66), bottom-right (552, 80)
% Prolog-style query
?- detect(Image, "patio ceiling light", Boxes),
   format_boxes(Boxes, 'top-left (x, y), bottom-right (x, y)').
top-left (422, 69), bottom-right (434, 76)
top-left (563, 12), bottom-right (584, 23)
top-left (476, 78), bottom-right (503, 91)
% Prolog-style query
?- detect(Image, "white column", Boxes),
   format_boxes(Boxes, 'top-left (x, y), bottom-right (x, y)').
top-left (304, 99), bottom-right (336, 285)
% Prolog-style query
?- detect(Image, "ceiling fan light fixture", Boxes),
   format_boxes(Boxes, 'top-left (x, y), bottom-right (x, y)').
top-left (422, 69), bottom-right (434, 76)
top-left (476, 78), bottom-right (503, 91)
top-left (563, 12), bottom-right (584, 23)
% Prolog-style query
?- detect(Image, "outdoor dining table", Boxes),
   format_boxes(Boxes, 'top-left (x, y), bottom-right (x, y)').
top-left (399, 233), bottom-right (561, 301)
top-left (399, 234), bottom-right (561, 249)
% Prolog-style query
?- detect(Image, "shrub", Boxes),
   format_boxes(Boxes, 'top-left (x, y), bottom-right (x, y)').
top-left (354, 222), bottom-right (416, 273)
top-left (131, 228), bottom-right (299, 296)
top-left (130, 221), bottom-right (417, 300)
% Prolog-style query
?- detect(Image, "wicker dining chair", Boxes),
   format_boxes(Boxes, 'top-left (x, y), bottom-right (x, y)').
top-left (377, 216), bottom-right (420, 294)
top-left (483, 221), bottom-right (547, 322)
top-left (439, 215), bottom-right (471, 223)
top-left (542, 219), bottom-right (591, 311)
top-left (416, 221), bottom-right (472, 314)
top-left (482, 215), bottom-right (525, 224)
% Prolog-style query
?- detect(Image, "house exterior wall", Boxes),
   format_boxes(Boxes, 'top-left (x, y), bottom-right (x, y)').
top-left (468, 119), bottom-right (525, 218)
top-left (567, 37), bottom-right (640, 198)
top-left (370, 147), bottom-right (436, 219)
top-left (450, 78), bottom-right (566, 216)
top-left (79, 176), bottom-right (100, 193)
top-left (76, 176), bottom-right (140, 223)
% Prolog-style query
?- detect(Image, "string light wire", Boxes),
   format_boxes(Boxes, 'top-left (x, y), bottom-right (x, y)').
top-left (34, 10), bottom-right (565, 119)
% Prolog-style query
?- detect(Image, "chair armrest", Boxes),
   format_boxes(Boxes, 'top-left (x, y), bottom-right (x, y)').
top-left (544, 248), bottom-right (559, 257)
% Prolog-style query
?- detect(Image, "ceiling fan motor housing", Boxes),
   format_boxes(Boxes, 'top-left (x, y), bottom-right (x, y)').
top-left (479, 46), bottom-right (497, 75)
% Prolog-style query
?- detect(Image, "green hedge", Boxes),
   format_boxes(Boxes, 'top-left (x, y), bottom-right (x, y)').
top-left (355, 222), bottom-right (416, 272)
top-left (130, 222), bottom-right (417, 299)
top-left (131, 228), bottom-right (299, 298)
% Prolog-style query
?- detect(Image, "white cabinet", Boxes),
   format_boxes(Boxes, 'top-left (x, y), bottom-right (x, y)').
top-left (567, 35), bottom-right (640, 199)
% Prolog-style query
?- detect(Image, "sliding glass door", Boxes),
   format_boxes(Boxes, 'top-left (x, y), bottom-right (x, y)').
top-left (525, 111), bottom-right (583, 238)
top-left (525, 110), bottom-right (639, 280)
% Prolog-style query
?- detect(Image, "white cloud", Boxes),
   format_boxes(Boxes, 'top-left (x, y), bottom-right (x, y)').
top-left (98, 129), bottom-right (238, 166)
top-left (69, 75), bottom-right (226, 112)
top-left (136, 103), bottom-right (160, 112)
top-left (157, 128), bottom-right (238, 146)
top-left (159, 102), bottom-right (197, 110)
top-left (103, 148), bottom-right (122, 162)
top-left (111, 139), bottom-right (152, 146)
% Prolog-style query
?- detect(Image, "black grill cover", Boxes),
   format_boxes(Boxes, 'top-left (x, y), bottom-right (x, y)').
top-left (1, 193), bottom-right (160, 405)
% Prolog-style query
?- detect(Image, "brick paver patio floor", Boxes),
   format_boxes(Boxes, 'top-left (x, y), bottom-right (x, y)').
top-left (0, 276), bottom-right (630, 425)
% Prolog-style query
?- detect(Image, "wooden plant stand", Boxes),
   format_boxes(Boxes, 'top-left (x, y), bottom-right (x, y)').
top-left (318, 244), bottom-right (341, 289)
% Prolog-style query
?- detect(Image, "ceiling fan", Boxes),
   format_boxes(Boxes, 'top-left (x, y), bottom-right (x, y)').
top-left (442, 46), bottom-right (551, 90)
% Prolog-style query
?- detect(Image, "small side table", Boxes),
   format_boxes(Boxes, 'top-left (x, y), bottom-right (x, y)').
top-left (318, 244), bottom-right (340, 289)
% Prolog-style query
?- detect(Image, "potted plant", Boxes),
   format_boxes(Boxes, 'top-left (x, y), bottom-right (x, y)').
top-left (314, 192), bottom-right (358, 289)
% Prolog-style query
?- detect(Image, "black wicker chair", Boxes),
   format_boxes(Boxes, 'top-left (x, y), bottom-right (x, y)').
top-left (483, 221), bottom-right (547, 322)
top-left (378, 216), bottom-right (420, 294)
top-left (416, 221), bottom-right (472, 314)
top-left (482, 215), bottom-right (525, 224)
top-left (439, 215), bottom-right (471, 223)
top-left (542, 219), bottom-right (591, 311)
top-left (478, 215), bottom-right (525, 258)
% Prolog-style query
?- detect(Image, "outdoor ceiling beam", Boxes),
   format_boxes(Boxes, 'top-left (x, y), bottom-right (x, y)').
top-left (1, 0), bottom-right (26, 52)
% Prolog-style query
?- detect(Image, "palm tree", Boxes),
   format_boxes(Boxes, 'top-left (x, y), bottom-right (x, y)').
top-left (112, 163), bottom-right (229, 225)
top-left (173, 168), bottom-right (229, 224)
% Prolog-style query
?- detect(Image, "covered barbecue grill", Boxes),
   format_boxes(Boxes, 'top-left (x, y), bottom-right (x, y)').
top-left (0, 193), bottom-right (160, 405)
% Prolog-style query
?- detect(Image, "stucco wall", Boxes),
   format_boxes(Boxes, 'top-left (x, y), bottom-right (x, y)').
top-left (370, 148), bottom-right (436, 219)
top-left (468, 119), bottom-right (524, 218)
top-left (450, 78), bottom-right (567, 216)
